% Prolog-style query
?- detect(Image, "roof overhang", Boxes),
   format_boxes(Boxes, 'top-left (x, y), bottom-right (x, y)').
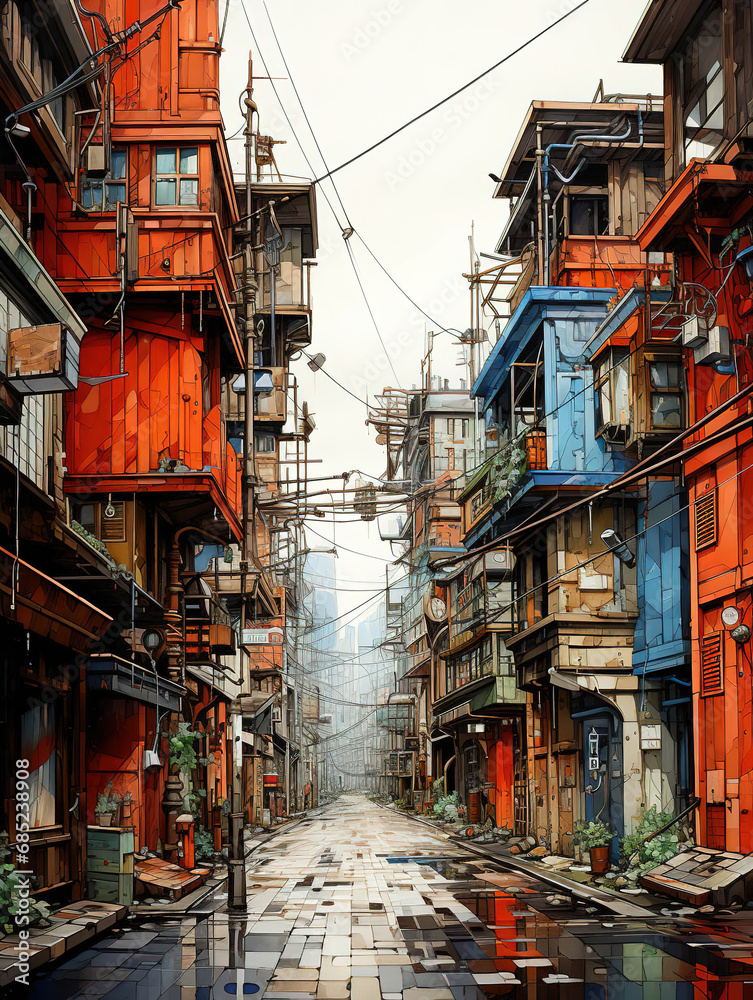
top-left (0, 543), bottom-right (112, 652)
top-left (244, 182), bottom-right (319, 255)
top-left (585, 286), bottom-right (673, 360)
top-left (492, 101), bottom-right (662, 201)
top-left (636, 161), bottom-right (753, 253)
top-left (473, 286), bottom-right (616, 401)
top-left (623, 0), bottom-right (707, 64)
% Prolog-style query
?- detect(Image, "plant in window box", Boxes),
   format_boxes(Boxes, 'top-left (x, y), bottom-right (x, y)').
top-left (573, 819), bottom-right (614, 875)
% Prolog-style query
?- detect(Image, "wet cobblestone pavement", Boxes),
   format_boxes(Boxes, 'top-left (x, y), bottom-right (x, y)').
top-left (22, 794), bottom-right (753, 999)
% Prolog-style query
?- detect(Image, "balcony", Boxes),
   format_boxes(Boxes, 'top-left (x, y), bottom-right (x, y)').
top-left (255, 369), bottom-right (287, 422)
top-left (508, 611), bottom-right (637, 690)
top-left (552, 236), bottom-right (666, 291)
top-left (433, 673), bottom-right (525, 729)
top-left (375, 704), bottom-right (412, 731)
top-left (184, 591), bottom-right (237, 662)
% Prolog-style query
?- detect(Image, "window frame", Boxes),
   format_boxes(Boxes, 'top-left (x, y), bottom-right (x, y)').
top-left (646, 356), bottom-right (685, 432)
top-left (80, 146), bottom-right (127, 213)
top-left (594, 346), bottom-right (631, 443)
top-left (152, 146), bottom-right (200, 208)
top-left (679, 5), bottom-right (726, 167)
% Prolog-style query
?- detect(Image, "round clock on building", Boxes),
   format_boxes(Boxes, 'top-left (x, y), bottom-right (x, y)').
top-left (424, 594), bottom-right (447, 622)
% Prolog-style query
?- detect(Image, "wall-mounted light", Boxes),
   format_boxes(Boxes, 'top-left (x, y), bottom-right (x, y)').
top-left (141, 629), bottom-right (164, 653)
top-left (8, 122), bottom-right (30, 139)
top-left (600, 528), bottom-right (636, 568)
top-left (731, 624), bottom-right (751, 645)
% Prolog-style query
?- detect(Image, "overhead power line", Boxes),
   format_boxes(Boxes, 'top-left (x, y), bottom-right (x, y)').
top-left (311, 0), bottom-right (594, 186)
top-left (255, 0), bottom-right (401, 386)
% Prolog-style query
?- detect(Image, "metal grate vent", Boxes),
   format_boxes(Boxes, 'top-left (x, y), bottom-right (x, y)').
top-left (695, 490), bottom-right (717, 549)
top-left (700, 631), bottom-right (723, 697)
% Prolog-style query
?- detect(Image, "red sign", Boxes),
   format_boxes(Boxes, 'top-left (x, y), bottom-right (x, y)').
top-left (263, 775), bottom-right (278, 785)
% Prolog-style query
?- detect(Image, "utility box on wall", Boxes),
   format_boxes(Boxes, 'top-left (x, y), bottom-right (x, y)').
top-left (640, 724), bottom-right (661, 751)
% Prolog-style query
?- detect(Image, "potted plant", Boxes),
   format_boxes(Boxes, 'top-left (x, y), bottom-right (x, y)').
top-left (574, 819), bottom-right (614, 875)
top-left (120, 791), bottom-right (133, 825)
top-left (94, 793), bottom-right (117, 827)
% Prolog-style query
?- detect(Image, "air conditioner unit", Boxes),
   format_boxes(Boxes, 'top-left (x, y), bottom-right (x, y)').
top-left (485, 548), bottom-right (516, 575)
top-left (682, 315), bottom-right (709, 349)
top-left (85, 144), bottom-right (107, 175)
top-left (694, 325), bottom-right (731, 366)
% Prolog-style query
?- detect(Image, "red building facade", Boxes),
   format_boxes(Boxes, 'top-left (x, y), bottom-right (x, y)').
top-left (626, 0), bottom-right (753, 853)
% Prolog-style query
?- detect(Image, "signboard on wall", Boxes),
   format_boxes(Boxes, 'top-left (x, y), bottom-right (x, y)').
top-left (240, 626), bottom-right (284, 646)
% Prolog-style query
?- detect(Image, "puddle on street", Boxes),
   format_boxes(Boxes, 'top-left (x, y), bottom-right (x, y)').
top-left (22, 798), bottom-right (753, 999)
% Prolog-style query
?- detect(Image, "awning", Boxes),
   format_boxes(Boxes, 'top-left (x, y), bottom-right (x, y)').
top-left (238, 692), bottom-right (276, 716)
top-left (0, 544), bottom-right (112, 652)
top-left (240, 691), bottom-right (276, 736)
top-left (87, 656), bottom-right (184, 712)
top-left (186, 663), bottom-right (237, 701)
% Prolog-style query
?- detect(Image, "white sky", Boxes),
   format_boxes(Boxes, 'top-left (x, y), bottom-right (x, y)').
top-left (220, 0), bottom-right (661, 624)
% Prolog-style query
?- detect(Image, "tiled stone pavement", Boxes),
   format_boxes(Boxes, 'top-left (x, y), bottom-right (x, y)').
top-left (22, 794), bottom-right (753, 999)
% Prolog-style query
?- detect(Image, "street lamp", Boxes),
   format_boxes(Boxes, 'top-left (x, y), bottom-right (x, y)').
top-left (600, 528), bottom-right (636, 568)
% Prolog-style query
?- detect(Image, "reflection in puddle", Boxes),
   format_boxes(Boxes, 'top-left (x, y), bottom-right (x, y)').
top-left (422, 875), bottom-right (753, 999)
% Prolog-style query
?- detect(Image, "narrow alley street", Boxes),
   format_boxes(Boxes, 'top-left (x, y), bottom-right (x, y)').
top-left (23, 795), bottom-right (753, 999)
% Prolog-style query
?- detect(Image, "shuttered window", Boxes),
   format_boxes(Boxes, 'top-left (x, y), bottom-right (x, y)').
top-left (101, 501), bottom-right (126, 542)
top-left (700, 631), bottom-right (723, 697)
top-left (695, 489), bottom-right (717, 549)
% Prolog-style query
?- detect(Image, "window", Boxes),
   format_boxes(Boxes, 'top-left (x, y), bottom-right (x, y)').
top-left (81, 148), bottom-right (127, 211)
top-left (260, 227), bottom-right (304, 307)
top-left (3, 394), bottom-right (45, 488)
top-left (682, 9), bottom-right (724, 162)
top-left (595, 347), bottom-right (630, 441)
top-left (20, 18), bottom-right (65, 134)
top-left (72, 501), bottom-right (126, 542)
top-left (254, 432), bottom-right (276, 454)
top-left (154, 147), bottom-right (198, 206)
top-left (648, 358), bottom-right (684, 430)
top-left (568, 195), bottom-right (609, 236)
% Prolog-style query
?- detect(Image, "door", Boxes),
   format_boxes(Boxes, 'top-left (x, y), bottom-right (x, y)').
top-left (582, 713), bottom-right (624, 862)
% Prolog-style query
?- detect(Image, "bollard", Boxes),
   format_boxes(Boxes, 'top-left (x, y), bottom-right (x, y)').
top-left (227, 811), bottom-right (247, 911)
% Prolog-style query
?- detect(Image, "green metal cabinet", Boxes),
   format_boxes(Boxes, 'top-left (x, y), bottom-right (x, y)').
top-left (86, 826), bottom-right (135, 905)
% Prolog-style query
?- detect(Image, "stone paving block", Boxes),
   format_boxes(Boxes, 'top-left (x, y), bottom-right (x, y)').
top-left (350, 976), bottom-right (382, 1000)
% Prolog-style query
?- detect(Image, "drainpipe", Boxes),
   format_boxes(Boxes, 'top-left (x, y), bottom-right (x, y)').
top-left (443, 754), bottom-right (456, 796)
